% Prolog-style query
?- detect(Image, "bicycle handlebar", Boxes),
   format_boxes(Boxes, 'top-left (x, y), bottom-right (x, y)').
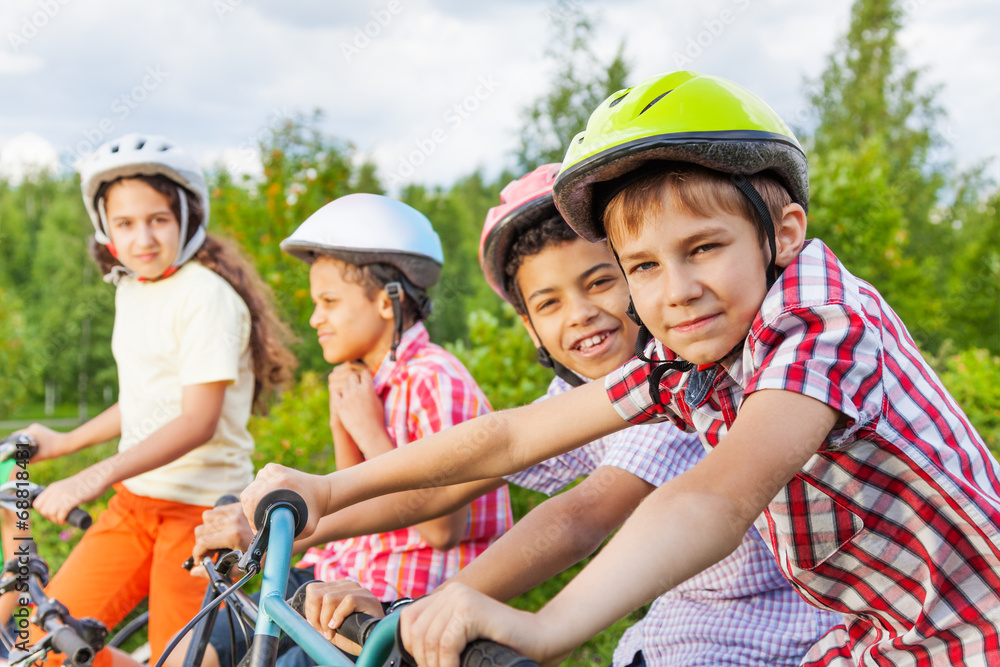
top-left (0, 481), bottom-right (92, 530)
top-left (0, 434), bottom-right (92, 530)
top-left (335, 610), bottom-right (539, 667)
top-left (49, 626), bottom-right (95, 667)
top-left (0, 433), bottom-right (38, 463)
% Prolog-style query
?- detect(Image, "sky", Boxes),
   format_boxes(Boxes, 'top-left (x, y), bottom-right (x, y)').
top-left (1, 0), bottom-right (998, 191)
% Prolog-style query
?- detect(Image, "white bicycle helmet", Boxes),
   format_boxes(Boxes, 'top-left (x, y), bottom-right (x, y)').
top-left (281, 193), bottom-right (444, 359)
top-left (79, 133), bottom-right (208, 281)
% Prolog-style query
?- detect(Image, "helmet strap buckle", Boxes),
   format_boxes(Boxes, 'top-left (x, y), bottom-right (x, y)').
top-left (385, 282), bottom-right (404, 362)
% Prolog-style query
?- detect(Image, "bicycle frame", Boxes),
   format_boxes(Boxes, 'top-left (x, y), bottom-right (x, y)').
top-left (247, 507), bottom-right (353, 667)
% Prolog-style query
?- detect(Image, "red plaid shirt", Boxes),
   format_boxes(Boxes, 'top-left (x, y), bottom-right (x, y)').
top-left (606, 240), bottom-right (1000, 666)
top-left (300, 323), bottom-right (512, 601)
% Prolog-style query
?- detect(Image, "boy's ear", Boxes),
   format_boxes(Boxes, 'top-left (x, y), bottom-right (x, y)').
top-left (774, 203), bottom-right (807, 269)
top-left (376, 288), bottom-right (398, 322)
top-left (518, 313), bottom-right (542, 348)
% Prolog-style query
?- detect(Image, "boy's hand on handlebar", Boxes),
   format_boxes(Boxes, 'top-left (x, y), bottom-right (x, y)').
top-left (240, 463), bottom-right (329, 538)
top-left (401, 583), bottom-right (551, 667)
top-left (303, 579), bottom-right (383, 653)
top-left (34, 471), bottom-right (106, 525)
top-left (190, 504), bottom-right (254, 576)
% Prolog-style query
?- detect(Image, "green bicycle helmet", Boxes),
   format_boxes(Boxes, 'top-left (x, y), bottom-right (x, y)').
top-left (553, 70), bottom-right (808, 243)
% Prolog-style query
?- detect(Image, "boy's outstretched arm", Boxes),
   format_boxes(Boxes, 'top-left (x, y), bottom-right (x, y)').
top-left (241, 380), bottom-right (626, 537)
top-left (400, 389), bottom-right (839, 667)
top-left (442, 466), bottom-right (652, 601)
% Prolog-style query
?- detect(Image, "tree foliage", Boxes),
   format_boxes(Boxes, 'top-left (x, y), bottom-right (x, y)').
top-left (514, 3), bottom-right (630, 171)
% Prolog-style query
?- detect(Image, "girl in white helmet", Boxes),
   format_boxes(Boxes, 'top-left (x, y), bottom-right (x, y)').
top-left (17, 134), bottom-right (296, 667)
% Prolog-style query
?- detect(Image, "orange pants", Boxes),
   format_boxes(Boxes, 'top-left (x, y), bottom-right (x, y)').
top-left (39, 485), bottom-right (210, 667)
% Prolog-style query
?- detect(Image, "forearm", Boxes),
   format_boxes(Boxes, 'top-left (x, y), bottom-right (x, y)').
top-left (531, 488), bottom-right (747, 660)
top-left (447, 490), bottom-right (608, 601)
top-left (62, 404), bottom-right (122, 454)
top-left (319, 382), bottom-right (625, 517)
top-left (333, 421), bottom-right (364, 470)
top-left (91, 413), bottom-right (214, 488)
top-left (294, 479), bottom-right (503, 553)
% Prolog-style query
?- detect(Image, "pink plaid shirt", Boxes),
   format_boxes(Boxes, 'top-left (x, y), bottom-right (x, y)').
top-left (300, 323), bottom-right (512, 601)
top-left (606, 239), bottom-right (1000, 666)
top-left (507, 377), bottom-right (840, 666)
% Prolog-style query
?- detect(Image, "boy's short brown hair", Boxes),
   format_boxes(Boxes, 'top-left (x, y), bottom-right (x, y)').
top-left (321, 256), bottom-right (426, 328)
top-left (604, 163), bottom-right (791, 252)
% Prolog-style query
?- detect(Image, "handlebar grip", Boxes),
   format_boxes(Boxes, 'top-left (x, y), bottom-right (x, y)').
top-left (253, 489), bottom-right (308, 537)
top-left (66, 508), bottom-right (93, 531)
top-left (337, 612), bottom-right (380, 647)
top-left (215, 494), bottom-right (240, 507)
top-left (460, 640), bottom-right (539, 667)
top-left (49, 625), bottom-right (95, 667)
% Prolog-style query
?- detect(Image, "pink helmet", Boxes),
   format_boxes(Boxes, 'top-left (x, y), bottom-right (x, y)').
top-left (479, 163), bottom-right (561, 303)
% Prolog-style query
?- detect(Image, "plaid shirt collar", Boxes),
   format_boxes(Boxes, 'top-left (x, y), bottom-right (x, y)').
top-left (371, 322), bottom-right (430, 394)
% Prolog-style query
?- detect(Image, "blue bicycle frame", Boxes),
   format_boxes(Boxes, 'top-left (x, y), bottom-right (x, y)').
top-left (248, 506), bottom-right (353, 667)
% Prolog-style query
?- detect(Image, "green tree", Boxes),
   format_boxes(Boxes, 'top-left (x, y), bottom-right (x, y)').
top-left (209, 112), bottom-right (383, 375)
top-left (400, 172), bottom-right (509, 344)
top-left (805, 0), bottom-right (950, 350)
top-left (515, 3), bottom-right (630, 171)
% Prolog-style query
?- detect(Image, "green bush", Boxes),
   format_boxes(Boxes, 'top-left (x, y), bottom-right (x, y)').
top-left (248, 371), bottom-right (337, 474)
top-left (935, 348), bottom-right (1000, 456)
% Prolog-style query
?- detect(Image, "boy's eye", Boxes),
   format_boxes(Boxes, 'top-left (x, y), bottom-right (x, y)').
top-left (535, 299), bottom-right (558, 312)
top-left (628, 261), bottom-right (657, 274)
top-left (588, 276), bottom-right (615, 290)
top-left (693, 243), bottom-right (720, 254)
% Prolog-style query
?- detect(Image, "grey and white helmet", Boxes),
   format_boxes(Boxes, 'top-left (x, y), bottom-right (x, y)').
top-left (79, 133), bottom-right (208, 280)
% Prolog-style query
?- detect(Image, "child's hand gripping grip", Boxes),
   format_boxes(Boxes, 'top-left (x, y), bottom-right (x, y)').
top-left (252, 489), bottom-right (309, 538)
top-left (337, 612), bottom-right (381, 647)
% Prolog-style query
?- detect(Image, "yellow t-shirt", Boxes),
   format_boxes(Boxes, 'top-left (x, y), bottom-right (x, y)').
top-left (112, 261), bottom-right (255, 506)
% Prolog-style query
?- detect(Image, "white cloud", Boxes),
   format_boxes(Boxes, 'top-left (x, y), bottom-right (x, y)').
top-left (0, 131), bottom-right (60, 184)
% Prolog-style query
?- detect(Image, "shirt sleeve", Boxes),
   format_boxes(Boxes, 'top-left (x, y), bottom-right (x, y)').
top-left (176, 279), bottom-right (251, 387)
top-left (504, 444), bottom-right (601, 496)
top-left (744, 302), bottom-right (884, 449)
top-left (599, 422), bottom-right (706, 487)
top-left (604, 355), bottom-right (687, 429)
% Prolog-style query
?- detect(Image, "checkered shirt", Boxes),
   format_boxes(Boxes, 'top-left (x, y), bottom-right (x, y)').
top-left (606, 239), bottom-right (1000, 665)
top-left (299, 323), bottom-right (512, 601)
top-left (508, 376), bottom-right (840, 666)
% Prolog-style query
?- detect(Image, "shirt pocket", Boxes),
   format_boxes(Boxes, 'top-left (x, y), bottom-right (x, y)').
top-left (767, 473), bottom-right (864, 571)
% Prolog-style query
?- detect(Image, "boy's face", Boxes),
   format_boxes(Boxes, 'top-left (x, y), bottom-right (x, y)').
top-left (615, 204), bottom-right (768, 366)
top-left (516, 238), bottom-right (638, 380)
top-left (309, 257), bottom-right (394, 367)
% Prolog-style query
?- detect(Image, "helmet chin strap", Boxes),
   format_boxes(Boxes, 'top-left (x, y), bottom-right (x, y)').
top-left (385, 278), bottom-right (433, 362)
top-left (518, 286), bottom-right (585, 388)
top-left (535, 344), bottom-right (586, 388)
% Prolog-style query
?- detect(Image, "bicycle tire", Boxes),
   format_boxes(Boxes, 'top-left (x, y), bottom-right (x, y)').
top-left (107, 611), bottom-right (149, 649)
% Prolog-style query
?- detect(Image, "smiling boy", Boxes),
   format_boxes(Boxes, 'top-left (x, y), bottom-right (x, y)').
top-left (243, 74), bottom-right (1000, 666)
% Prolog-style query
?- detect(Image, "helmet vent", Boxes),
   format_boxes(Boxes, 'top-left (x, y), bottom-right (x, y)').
top-left (638, 89), bottom-right (673, 116)
top-left (135, 139), bottom-right (146, 150)
top-left (110, 144), bottom-right (120, 153)
top-left (609, 93), bottom-right (628, 108)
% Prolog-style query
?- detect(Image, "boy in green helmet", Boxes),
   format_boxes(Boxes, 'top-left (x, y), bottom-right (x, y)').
top-left (243, 72), bottom-right (1000, 666)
